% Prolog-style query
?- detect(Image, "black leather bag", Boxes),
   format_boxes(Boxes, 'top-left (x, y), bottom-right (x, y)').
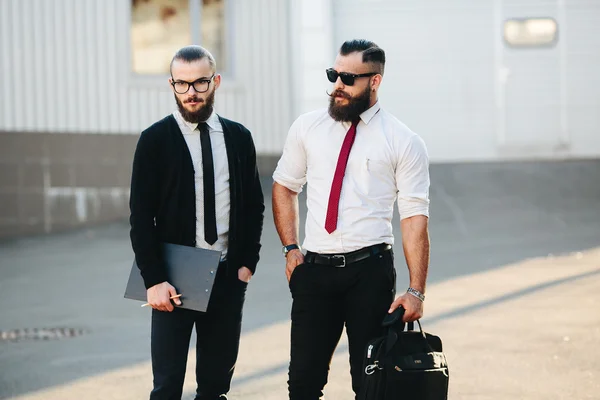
top-left (358, 307), bottom-right (449, 400)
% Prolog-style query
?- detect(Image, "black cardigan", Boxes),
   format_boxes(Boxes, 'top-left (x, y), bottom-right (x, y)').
top-left (129, 114), bottom-right (265, 289)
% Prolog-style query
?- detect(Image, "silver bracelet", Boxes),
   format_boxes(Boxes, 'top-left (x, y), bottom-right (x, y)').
top-left (407, 287), bottom-right (425, 302)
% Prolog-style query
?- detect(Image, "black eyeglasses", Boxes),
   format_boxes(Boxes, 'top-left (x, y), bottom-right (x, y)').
top-left (171, 74), bottom-right (215, 94)
top-left (326, 68), bottom-right (378, 86)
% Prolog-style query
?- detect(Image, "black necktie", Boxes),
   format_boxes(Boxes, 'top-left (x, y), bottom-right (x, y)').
top-left (199, 122), bottom-right (217, 245)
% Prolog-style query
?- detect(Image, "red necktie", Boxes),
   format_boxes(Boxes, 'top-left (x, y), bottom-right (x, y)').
top-left (325, 119), bottom-right (360, 234)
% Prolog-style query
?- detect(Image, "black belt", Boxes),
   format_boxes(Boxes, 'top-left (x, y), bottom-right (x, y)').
top-left (305, 243), bottom-right (392, 267)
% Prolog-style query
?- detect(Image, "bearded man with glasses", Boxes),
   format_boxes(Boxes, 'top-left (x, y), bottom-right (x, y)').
top-left (129, 45), bottom-right (264, 400)
top-left (273, 39), bottom-right (431, 399)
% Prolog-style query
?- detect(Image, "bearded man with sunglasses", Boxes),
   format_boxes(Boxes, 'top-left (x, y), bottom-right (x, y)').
top-left (273, 39), bottom-right (431, 399)
top-left (129, 45), bottom-right (264, 400)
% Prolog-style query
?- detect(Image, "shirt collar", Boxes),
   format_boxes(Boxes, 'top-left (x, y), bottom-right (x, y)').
top-left (359, 101), bottom-right (381, 125)
top-left (203, 112), bottom-right (220, 131)
top-left (174, 109), bottom-right (219, 132)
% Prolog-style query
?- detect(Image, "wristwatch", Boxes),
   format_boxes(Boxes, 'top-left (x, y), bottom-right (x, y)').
top-left (282, 244), bottom-right (300, 257)
top-left (407, 287), bottom-right (425, 302)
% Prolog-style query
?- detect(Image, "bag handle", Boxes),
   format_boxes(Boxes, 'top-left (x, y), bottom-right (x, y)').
top-left (381, 307), bottom-right (433, 351)
top-left (365, 308), bottom-right (432, 375)
top-left (382, 307), bottom-right (420, 333)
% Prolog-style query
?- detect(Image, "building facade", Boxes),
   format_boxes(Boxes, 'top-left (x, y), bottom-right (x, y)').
top-left (1, 0), bottom-right (599, 237)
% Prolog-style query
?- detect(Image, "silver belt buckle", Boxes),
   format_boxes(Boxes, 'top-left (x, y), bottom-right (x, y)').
top-left (332, 254), bottom-right (346, 267)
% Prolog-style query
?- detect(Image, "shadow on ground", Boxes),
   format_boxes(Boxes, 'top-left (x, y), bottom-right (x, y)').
top-left (0, 160), bottom-right (599, 398)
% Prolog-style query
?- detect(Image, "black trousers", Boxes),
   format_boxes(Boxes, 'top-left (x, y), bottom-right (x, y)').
top-left (150, 261), bottom-right (247, 400)
top-left (287, 246), bottom-right (396, 400)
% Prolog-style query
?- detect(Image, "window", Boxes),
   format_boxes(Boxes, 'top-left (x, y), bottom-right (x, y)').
top-left (131, 0), bottom-right (227, 75)
top-left (504, 18), bottom-right (558, 48)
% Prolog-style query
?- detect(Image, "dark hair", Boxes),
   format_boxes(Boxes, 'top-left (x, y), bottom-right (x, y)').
top-left (339, 39), bottom-right (385, 75)
top-left (170, 45), bottom-right (216, 75)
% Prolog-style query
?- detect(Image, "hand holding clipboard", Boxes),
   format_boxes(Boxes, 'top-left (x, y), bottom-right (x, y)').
top-left (125, 243), bottom-right (222, 312)
top-left (141, 293), bottom-right (183, 308)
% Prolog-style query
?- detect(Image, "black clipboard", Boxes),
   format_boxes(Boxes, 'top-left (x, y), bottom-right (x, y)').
top-left (124, 243), bottom-right (222, 312)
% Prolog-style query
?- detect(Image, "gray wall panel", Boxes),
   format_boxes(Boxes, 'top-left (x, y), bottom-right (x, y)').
top-left (0, 0), bottom-right (292, 154)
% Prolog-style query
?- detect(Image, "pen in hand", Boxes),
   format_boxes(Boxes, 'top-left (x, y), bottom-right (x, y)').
top-left (141, 294), bottom-right (183, 308)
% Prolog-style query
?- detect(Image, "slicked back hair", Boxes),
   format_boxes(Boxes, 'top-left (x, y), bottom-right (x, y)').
top-left (339, 39), bottom-right (385, 76)
top-left (170, 45), bottom-right (216, 76)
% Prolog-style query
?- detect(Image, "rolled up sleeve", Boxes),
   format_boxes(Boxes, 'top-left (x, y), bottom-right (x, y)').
top-left (396, 135), bottom-right (430, 219)
top-left (273, 117), bottom-right (307, 193)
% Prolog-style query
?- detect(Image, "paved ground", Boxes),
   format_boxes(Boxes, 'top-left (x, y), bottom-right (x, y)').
top-left (0, 160), bottom-right (599, 400)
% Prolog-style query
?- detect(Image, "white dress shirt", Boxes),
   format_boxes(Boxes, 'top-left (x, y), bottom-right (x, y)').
top-left (273, 102), bottom-right (430, 254)
top-left (173, 110), bottom-right (230, 259)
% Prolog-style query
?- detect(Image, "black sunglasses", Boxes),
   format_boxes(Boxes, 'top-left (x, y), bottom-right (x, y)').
top-left (326, 68), bottom-right (378, 86)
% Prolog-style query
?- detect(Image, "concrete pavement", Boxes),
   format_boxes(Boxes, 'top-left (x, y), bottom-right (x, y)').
top-left (1, 160), bottom-right (599, 399)
top-left (4, 247), bottom-right (599, 400)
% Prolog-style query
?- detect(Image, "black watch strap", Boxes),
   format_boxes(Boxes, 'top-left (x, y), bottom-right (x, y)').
top-left (283, 244), bottom-right (300, 257)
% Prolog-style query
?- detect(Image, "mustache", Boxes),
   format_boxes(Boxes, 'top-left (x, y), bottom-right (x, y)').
top-left (184, 96), bottom-right (204, 103)
top-left (326, 89), bottom-right (351, 99)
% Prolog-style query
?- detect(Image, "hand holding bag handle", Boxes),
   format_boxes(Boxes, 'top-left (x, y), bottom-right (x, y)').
top-left (380, 307), bottom-right (435, 358)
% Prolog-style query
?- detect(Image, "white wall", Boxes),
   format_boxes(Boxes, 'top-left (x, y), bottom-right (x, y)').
top-left (332, 0), bottom-right (504, 162)
top-left (329, 0), bottom-right (600, 162)
top-left (564, 0), bottom-right (600, 158)
top-left (288, 0), bottom-right (335, 116)
top-left (0, 0), bottom-right (293, 154)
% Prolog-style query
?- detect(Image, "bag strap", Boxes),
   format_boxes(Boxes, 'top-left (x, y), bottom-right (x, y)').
top-left (383, 308), bottom-right (424, 334)
top-left (381, 307), bottom-right (435, 354)
top-left (384, 329), bottom-right (398, 353)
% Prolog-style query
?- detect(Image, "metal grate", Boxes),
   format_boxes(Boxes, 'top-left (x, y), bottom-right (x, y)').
top-left (0, 327), bottom-right (87, 342)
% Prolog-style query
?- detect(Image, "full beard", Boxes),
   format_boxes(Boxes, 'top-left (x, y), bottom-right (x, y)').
top-left (328, 84), bottom-right (371, 122)
top-left (175, 89), bottom-right (215, 123)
